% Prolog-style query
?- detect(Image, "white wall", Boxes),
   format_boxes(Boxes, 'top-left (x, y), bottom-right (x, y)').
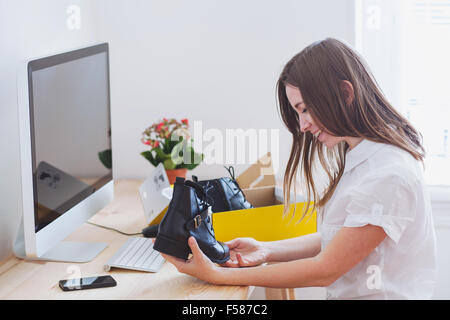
top-left (92, 0), bottom-right (355, 181)
top-left (0, 0), bottom-right (101, 263)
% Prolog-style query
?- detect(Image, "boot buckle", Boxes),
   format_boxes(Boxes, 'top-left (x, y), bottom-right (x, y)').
top-left (193, 215), bottom-right (202, 228)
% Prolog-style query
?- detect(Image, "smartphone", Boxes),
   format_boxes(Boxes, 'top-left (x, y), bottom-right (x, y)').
top-left (59, 275), bottom-right (117, 291)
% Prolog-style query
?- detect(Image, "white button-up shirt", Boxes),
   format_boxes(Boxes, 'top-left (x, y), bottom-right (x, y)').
top-left (319, 139), bottom-right (437, 299)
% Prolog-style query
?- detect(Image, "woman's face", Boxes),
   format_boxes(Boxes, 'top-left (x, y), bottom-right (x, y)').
top-left (285, 84), bottom-right (344, 148)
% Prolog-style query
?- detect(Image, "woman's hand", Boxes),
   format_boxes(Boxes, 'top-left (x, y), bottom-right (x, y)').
top-left (160, 236), bottom-right (220, 284)
top-left (160, 236), bottom-right (269, 285)
top-left (221, 237), bottom-right (269, 268)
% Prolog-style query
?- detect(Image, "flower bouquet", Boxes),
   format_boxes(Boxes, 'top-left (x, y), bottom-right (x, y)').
top-left (141, 118), bottom-right (203, 183)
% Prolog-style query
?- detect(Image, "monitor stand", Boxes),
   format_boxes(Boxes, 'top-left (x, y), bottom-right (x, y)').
top-left (38, 242), bottom-right (107, 263)
top-left (13, 219), bottom-right (107, 263)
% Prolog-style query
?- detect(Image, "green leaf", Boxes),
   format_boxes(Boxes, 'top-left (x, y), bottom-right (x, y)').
top-left (170, 141), bottom-right (185, 166)
top-left (152, 147), bottom-right (171, 161)
top-left (165, 135), bottom-right (183, 154)
top-left (176, 148), bottom-right (204, 170)
top-left (141, 150), bottom-right (159, 167)
top-left (162, 138), bottom-right (170, 154)
top-left (98, 149), bottom-right (112, 169)
top-left (163, 158), bottom-right (177, 170)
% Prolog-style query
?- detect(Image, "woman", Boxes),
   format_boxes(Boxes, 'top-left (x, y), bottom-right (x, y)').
top-left (161, 38), bottom-right (437, 299)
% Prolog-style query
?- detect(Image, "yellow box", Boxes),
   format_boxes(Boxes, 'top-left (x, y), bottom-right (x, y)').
top-left (149, 207), bottom-right (167, 226)
top-left (212, 152), bottom-right (317, 242)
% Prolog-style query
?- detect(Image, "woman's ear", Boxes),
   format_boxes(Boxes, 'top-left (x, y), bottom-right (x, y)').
top-left (340, 80), bottom-right (355, 106)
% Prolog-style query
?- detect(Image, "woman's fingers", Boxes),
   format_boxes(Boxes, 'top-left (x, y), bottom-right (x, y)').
top-left (188, 236), bottom-right (205, 259)
top-left (188, 236), bottom-right (198, 251)
top-left (221, 258), bottom-right (239, 268)
top-left (225, 238), bottom-right (240, 250)
top-left (236, 253), bottom-right (247, 266)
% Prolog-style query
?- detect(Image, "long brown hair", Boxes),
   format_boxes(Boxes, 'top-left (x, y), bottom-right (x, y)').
top-left (277, 38), bottom-right (424, 222)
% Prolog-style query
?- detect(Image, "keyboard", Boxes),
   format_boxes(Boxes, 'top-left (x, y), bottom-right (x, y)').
top-left (104, 237), bottom-right (165, 273)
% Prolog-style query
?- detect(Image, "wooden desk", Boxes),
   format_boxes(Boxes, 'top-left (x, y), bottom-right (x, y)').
top-left (0, 179), bottom-right (253, 300)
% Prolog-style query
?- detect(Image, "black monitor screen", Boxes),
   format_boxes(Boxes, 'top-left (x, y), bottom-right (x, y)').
top-left (28, 43), bottom-right (112, 232)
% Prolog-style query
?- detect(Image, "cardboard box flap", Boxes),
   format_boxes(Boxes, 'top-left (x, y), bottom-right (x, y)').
top-left (236, 152), bottom-right (276, 189)
top-left (242, 186), bottom-right (276, 208)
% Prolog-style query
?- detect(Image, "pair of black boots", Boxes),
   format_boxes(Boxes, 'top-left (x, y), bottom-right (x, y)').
top-left (153, 168), bottom-right (252, 263)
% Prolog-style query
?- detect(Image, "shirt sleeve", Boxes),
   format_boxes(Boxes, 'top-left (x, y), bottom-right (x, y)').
top-left (343, 173), bottom-right (417, 244)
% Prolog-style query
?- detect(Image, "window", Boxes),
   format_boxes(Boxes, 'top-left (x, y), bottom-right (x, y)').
top-left (355, 0), bottom-right (450, 185)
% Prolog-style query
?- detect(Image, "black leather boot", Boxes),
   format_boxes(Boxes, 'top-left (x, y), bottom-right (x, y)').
top-left (142, 168), bottom-right (252, 238)
top-left (153, 177), bottom-right (230, 263)
top-left (192, 166), bottom-right (253, 213)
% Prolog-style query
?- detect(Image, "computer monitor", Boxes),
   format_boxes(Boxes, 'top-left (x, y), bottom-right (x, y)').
top-left (14, 43), bottom-right (113, 263)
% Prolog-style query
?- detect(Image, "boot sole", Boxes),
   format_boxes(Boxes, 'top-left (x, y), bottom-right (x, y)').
top-left (154, 233), bottom-right (230, 264)
top-left (209, 251), bottom-right (230, 264)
